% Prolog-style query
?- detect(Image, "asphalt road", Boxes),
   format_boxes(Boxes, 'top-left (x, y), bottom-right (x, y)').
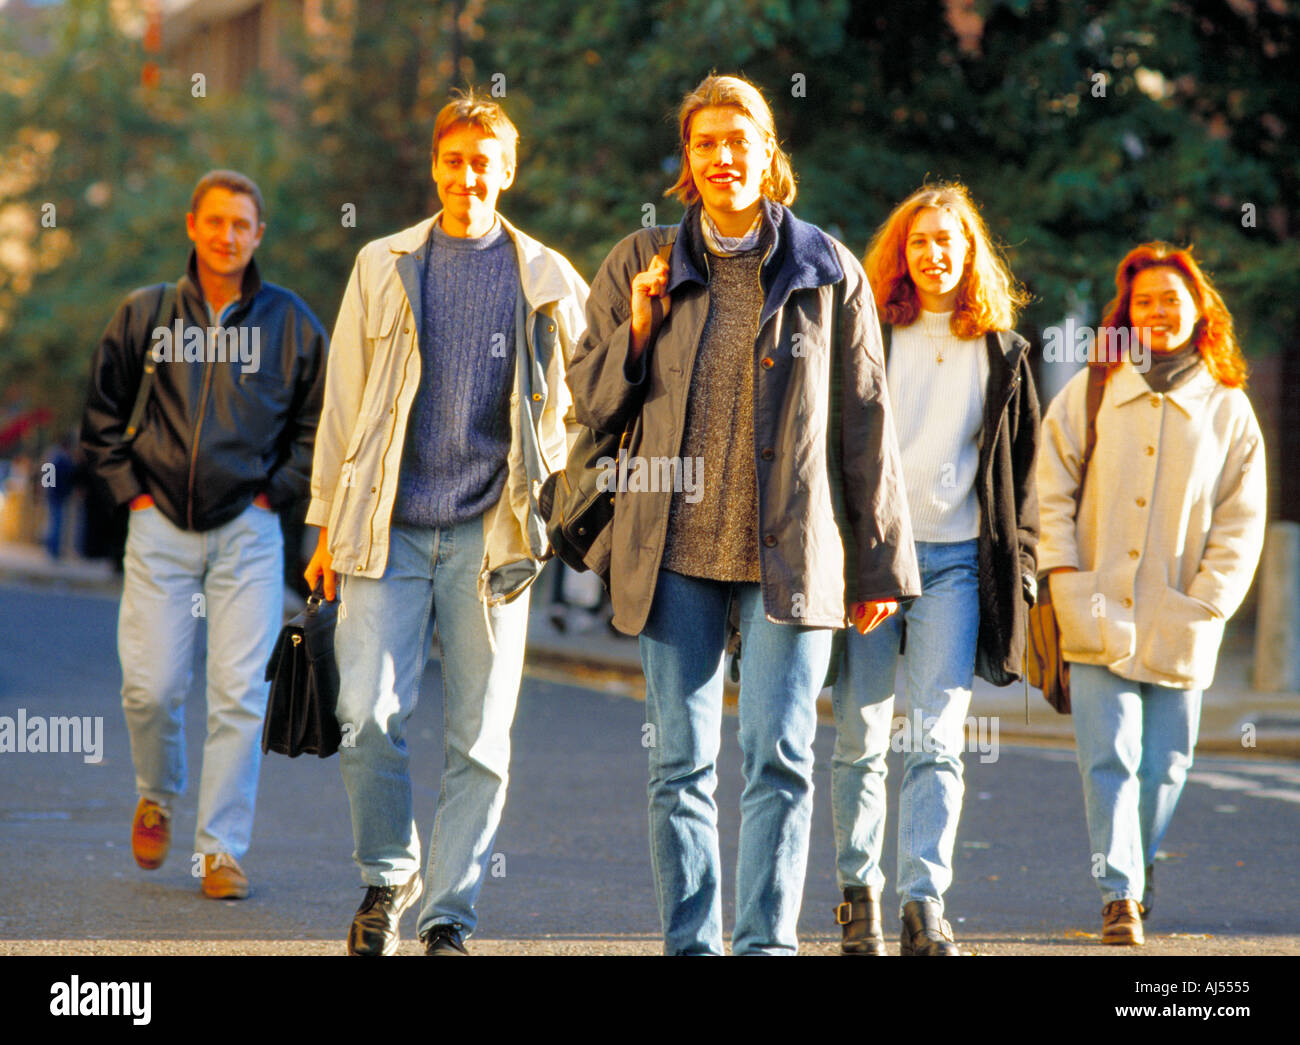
top-left (2, 580), bottom-right (1298, 956)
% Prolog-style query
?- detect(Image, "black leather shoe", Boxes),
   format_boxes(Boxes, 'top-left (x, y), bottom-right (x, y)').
top-left (900, 900), bottom-right (960, 956)
top-left (1141, 864), bottom-right (1154, 921)
top-left (346, 875), bottom-right (423, 956)
top-left (422, 923), bottom-right (469, 955)
top-left (835, 886), bottom-right (886, 955)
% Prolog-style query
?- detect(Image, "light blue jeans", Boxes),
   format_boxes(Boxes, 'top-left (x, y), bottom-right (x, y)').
top-left (1069, 662), bottom-right (1201, 905)
top-left (334, 519), bottom-right (529, 939)
top-left (119, 501), bottom-right (284, 859)
top-left (830, 539), bottom-right (979, 914)
top-left (639, 569), bottom-right (832, 955)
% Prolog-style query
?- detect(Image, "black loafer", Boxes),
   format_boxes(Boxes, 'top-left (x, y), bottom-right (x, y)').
top-left (346, 875), bottom-right (423, 956)
top-left (835, 885), bottom-right (886, 955)
top-left (900, 900), bottom-right (960, 956)
top-left (422, 923), bottom-right (469, 956)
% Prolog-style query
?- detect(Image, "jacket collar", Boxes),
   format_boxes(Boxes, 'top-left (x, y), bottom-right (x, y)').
top-left (668, 199), bottom-right (845, 327)
top-left (1108, 358), bottom-right (1218, 417)
top-left (387, 211), bottom-right (575, 311)
top-left (179, 249), bottom-right (263, 316)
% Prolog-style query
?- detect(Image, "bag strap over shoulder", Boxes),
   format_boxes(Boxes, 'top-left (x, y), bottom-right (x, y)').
top-left (124, 283), bottom-right (176, 442)
top-left (1074, 364), bottom-right (1107, 512)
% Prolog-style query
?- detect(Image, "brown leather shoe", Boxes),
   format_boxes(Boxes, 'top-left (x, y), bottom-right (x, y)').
top-left (900, 900), bottom-right (960, 955)
top-left (1102, 899), bottom-right (1144, 945)
top-left (131, 798), bottom-right (171, 870)
top-left (835, 886), bottom-right (886, 955)
top-left (201, 853), bottom-right (250, 900)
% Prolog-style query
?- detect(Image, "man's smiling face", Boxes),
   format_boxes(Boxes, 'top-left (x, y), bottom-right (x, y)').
top-left (433, 122), bottom-right (515, 238)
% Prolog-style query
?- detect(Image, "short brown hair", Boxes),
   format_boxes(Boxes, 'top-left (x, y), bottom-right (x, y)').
top-left (432, 87), bottom-right (519, 170)
top-left (190, 169), bottom-right (265, 224)
top-left (665, 74), bottom-right (797, 207)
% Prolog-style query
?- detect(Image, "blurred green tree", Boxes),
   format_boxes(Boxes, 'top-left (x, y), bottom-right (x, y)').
top-left (1, 0), bottom-right (1294, 447)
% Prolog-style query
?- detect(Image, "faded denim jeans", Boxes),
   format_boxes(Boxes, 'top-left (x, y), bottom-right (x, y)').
top-left (119, 501), bottom-right (283, 859)
top-left (334, 518), bottom-right (529, 939)
top-left (1069, 662), bottom-right (1201, 905)
top-left (831, 539), bottom-right (979, 914)
top-left (639, 569), bottom-right (832, 955)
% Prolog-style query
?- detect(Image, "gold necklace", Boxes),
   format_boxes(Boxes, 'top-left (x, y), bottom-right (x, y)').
top-left (920, 319), bottom-right (947, 364)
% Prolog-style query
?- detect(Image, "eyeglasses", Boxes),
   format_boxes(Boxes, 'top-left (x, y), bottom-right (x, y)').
top-left (688, 136), bottom-right (757, 159)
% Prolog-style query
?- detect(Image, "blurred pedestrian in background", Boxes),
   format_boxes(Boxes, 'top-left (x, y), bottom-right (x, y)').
top-left (81, 169), bottom-right (328, 900)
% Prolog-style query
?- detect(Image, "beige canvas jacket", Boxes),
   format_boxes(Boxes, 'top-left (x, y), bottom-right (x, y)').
top-left (306, 213), bottom-right (588, 604)
top-left (1037, 360), bottom-right (1266, 690)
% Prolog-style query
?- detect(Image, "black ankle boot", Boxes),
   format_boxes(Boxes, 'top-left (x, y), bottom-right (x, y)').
top-left (900, 900), bottom-right (960, 956)
top-left (835, 886), bottom-right (886, 955)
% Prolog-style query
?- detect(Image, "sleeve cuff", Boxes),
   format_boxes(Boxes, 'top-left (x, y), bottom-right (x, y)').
top-left (305, 499), bottom-right (333, 528)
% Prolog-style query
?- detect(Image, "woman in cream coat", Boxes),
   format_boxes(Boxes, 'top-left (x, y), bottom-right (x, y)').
top-left (1037, 242), bottom-right (1266, 945)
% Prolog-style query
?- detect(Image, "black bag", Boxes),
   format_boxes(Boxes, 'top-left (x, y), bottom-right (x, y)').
top-left (262, 581), bottom-right (342, 757)
top-left (538, 423), bottom-right (634, 587)
top-left (539, 230), bottom-right (675, 587)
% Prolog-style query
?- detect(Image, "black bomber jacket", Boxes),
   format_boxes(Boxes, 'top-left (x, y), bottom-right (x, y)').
top-left (81, 251), bottom-right (328, 532)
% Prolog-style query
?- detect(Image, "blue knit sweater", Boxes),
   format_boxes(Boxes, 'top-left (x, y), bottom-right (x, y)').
top-left (392, 219), bottom-right (518, 528)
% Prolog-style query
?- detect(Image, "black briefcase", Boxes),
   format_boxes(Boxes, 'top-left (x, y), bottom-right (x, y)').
top-left (262, 582), bottom-right (342, 757)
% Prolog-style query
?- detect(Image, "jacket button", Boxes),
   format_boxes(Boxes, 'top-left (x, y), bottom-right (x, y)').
top-left (356, 565), bottom-right (363, 573)
top-left (1123, 596), bottom-right (1133, 608)
top-left (1129, 549), bottom-right (1140, 559)
top-left (763, 534), bottom-right (777, 547)
top-left (532, 392), bottom-right (542, 402)
top-left (761, 357), bottom-right (774, 369)
top-left (1144, 445), bottom-right (1155, 456)
top-left (547, 324), bottom-right (555, 333)
top-left (761, 448), bottom-right (774, 461)
top-left (1149, 395), bottom-right (1160, 407)
top-left (1135, 497), bottom-right (1146, 507)
top-left (370, 486), bottom-right (377, 493)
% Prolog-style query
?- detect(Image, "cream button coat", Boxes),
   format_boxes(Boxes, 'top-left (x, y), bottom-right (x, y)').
top-left (1037, 360), bottom-right (1266, 690)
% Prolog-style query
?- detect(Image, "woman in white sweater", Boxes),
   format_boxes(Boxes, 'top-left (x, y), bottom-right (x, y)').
top-left (831, 183), bottom-right (1038, 956)
top-left (1037, 242), bottom-right (1266, 945)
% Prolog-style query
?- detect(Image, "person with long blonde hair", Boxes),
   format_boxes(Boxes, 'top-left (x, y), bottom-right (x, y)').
top-left (569, 74), bottom-right (920, 954)
top-left (832, 182), bottom-right (1039, 955)
top-left (1038, 242), bottom-right (1265, 945)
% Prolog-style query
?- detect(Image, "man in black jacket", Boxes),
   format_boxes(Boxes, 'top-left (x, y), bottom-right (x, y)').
top-left (81, 170), bottom-right (327, 899)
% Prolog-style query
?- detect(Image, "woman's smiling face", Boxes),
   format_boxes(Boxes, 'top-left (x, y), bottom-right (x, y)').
top-left (1129, 266), bottom-right (1201, 353)
top-left (687, 105), bottom-right (772, 221)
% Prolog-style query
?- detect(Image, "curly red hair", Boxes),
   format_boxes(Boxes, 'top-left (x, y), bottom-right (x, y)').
top-left (864, 182), bottom-right (1027, 337)
top-left (1097, 242), bottom-right (1247, 388)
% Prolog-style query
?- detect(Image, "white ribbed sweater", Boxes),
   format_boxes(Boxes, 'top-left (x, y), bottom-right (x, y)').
top-left (886, 311), bottom-right (989, 542)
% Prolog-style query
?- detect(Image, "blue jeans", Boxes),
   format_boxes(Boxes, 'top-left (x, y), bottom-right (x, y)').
top-left (119, 501), bottom-right (284, 859)
top-left (334, 519), bottom-right (529, 939)
top-left (1069, 662), bottom-right (1201, 905)
top-left (830, 539), bottom-right (979, 914)
top-left (639, 570), bottom-right (832, 955)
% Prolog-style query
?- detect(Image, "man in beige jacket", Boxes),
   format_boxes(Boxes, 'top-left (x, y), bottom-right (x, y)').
top-left (305, 91), bottom-right (587, 956)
